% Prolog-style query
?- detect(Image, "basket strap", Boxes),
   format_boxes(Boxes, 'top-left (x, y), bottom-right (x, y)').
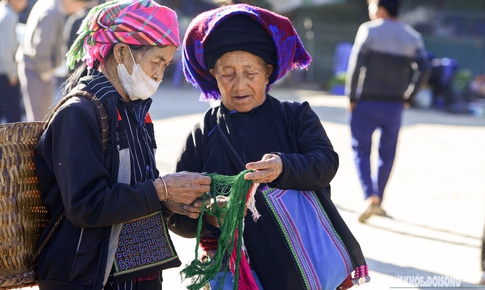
top-left (32, 210), bottom-right (66, 263)
top-left (33, 90), bottom-right (110, 265)
top-left (44, 90), bottom-right (109, 149)
top-left (71, 90), bottom-right (109, 150)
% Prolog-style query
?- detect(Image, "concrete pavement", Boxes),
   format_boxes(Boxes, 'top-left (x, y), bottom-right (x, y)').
top-left (152, 82), bottom-right (485, 290)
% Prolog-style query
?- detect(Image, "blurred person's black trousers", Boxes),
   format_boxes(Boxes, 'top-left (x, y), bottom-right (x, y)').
top-left (0, 74), bottom-right (23, 123)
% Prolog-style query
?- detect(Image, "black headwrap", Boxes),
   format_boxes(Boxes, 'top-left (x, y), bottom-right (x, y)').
top-left (204, 14), bottom-right (277, 69)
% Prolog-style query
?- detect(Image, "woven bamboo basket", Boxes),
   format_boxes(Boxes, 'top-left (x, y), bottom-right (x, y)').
top-left (0, 122), bottom-right (49, 289)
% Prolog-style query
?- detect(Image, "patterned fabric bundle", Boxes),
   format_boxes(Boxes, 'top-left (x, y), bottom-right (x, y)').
top-left (182, 3), bottom-right (312, 101)
top-left (66, 0), bottom-right (180, 69)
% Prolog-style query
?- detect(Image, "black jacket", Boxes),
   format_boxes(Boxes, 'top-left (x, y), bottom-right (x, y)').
top-left (168, 96), bottom-right (345, 290)
top-left (34, 80), bottom-right (165, 289)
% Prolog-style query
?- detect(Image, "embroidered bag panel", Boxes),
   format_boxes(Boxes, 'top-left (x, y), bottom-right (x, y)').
top-left (113, 211), bottom-right (180, 281)
top-left (261, 185), bottom-right (353, 290)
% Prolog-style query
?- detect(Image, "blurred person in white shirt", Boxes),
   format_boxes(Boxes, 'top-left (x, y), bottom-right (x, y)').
top-left (16, 0), bottom-right (88, 121)
top-left (0, 0), bottom-right (27, 123)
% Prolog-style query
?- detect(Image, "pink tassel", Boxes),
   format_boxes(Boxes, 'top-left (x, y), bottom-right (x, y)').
top-left (352, 264), bottom-right (371, 285)
top-left (229, 232), bottom-right (259, 290)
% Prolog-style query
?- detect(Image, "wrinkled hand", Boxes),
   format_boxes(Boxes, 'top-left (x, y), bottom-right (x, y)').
top-left (155, 171), bottom-right (211, 205)
top-left (204, 195), bottom-right (230, 228)
top-left (244, 153), bottom-right (282, 183)
top-left (163, 199), bottom-right (204, 219)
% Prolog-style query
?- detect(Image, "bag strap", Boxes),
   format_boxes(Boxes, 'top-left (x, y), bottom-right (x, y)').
top-left (32, 90), bottom-right (109, 264)
top-left (217, 124), bottom-right (246, 169)
top-left (216, 100), bottom-right (297, 169)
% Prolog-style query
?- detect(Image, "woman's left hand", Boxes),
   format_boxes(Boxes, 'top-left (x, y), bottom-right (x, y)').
top-left (244, 153), bottom-right (283, 183)
top-left (163, 199), bottom-right (204, 219)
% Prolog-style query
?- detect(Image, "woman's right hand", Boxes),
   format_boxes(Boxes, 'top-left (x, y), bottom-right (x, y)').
top-left (155, 171), bottom-right (211, 205)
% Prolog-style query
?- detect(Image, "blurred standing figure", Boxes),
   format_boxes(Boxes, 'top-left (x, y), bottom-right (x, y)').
top-left (0, 0), bottom-right (27, 123)
top-left (345, 0), bottom-right (430, 222)
top-left (16, 0), bottom-right (87, 121)
top-left (64, 0), bottom-right (99, 74)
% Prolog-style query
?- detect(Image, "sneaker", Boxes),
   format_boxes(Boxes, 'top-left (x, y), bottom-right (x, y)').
top-left (358, 204), bottom-right (380, 223)
top-left (373, 205), bottom-right (387, 217)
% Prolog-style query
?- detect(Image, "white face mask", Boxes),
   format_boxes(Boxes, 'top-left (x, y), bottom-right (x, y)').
top-left (117, 47), bottom-right (162, 101)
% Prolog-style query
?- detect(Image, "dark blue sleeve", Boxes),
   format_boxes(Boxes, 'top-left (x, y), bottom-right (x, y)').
top-left (270, 101), bottom-right (339, 191)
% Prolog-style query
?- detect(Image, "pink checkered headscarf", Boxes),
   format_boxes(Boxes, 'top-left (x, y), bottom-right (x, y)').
top-left (66, 0), bottom-right (180, 69)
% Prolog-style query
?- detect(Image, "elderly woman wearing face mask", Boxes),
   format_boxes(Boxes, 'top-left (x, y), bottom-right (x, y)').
top-left (33, 1), bottom-right (211, 289)
top-left (166, 4), bottom-right (369, 290)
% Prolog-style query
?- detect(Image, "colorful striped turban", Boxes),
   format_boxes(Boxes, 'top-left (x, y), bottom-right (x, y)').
top-left (66, 0), bottom-right (180, 69)
top-left (182, 3), bottom-right (312, 101)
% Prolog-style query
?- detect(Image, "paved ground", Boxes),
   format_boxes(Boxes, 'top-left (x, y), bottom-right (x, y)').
top-left (19, 82), bottom-right (485, 290)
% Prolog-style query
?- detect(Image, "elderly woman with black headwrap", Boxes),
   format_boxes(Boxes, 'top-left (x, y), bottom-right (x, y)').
top-left (166, 4), bottom-right (369, 290)
top-left (33, 0), bottom-right (211, 289)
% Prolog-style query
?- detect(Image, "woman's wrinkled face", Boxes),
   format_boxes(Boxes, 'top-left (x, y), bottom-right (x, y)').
top-left (116, 44), bottom-right (177, 82)
top-left (210, 51), bottom-right (273, 113)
